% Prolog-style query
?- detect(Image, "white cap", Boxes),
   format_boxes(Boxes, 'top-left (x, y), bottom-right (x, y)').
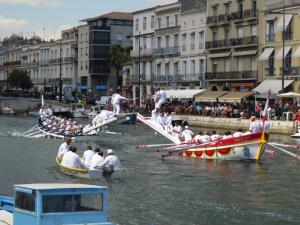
top-left (185, 126), bottom-right (189, 129)
top-left (107, 149), bottom-right (114, 155)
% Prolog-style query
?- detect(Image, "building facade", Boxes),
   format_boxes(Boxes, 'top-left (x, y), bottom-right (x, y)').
top-left (260, 0), bottom-right (300, 91)
top-left (205, 0), bottom-right (264, 91)
top-left (80, 12), bottom-right (133, 96)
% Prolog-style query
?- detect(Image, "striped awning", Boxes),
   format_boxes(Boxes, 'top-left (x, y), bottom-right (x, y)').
top-left (259, 48), bottom-right (275, 61)
top-left (218, 91), bottom-right (255, 103)
top-left (196, 91), bottom-right (229, 102)
top-left (276, 14), bottom-right (293, 32)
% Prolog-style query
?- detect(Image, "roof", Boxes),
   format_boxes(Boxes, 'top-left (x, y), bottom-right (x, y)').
top-left (252, 80), bottom-right (294, 94)
top-left (196, 91), bottom-right (229, 102)
top-left (15, 183), bottom-right (107, 190)
top-left (165, 89), bottom-right (205, 99)
top-left (218, 91), bottom-right (255, 103)
top-left (277, 92), bottom-right (300, 98)
top-left (82, 12), bottom-right (133, 22)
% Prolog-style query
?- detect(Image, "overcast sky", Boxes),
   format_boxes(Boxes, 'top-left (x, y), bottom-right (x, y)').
top-left (0, 0), bottom-right (176, 40)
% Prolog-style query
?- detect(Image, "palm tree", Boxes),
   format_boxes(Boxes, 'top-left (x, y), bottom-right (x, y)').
top-left (109, 44), bottom-right (130, 90)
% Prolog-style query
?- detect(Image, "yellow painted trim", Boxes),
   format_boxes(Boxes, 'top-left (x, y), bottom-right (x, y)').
top-left (55, 156), bottom-right (87, 173)
top-left (255, 132), bottom-right (267, 161)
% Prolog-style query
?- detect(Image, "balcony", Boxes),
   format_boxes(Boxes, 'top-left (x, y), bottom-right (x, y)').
top-left (153, 75), bottom-right (176, 82)
top-left (49, 58), bottom-right (61, 64)
top-left (64, 57), bottom-right (75, 63)
top-left (130, 49), bottom-right (153, 57)
top-left (232, 36), bottom-right (258, 47)
top-left (207, 16), bottom-right (219, 24)
top-left (232, 9), bottom-right (258, 21)
top-left (207, 14), bottom-right (232, 25)
top-left (206, 39), bottom-right (230, 49)
top-left (177, 73), bottom-right (201, 82)
top-left (265, 68), bottom-right (275, 76)
top-left (266, 34), bottom-right (275, 42)
top-left (153, 46), bottom-right (180, 56)
top-left (3, 61), bottom-right (21, 67)
top-left (205, 71), bottom-right (258, 81)
top-left (131, 74), bottom-right (153, 84)
top-left (280, 67), bottom-right (292, 76)
top-left (39, 60), bottom-right (49, 66)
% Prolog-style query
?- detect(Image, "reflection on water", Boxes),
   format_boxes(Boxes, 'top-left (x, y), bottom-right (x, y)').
top-left (0, 115), bottom-right (300, 225)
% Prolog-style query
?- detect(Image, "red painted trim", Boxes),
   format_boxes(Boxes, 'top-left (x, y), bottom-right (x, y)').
top-left (205, 150), bottom-right (215, 157)
top-left (217, 148), bottom-right (231, 155)
top-left (194, 151), bottom-right (203, 157)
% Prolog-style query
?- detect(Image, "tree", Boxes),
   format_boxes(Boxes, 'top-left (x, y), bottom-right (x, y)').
top-left (8, 69), bottom-right (33, 90)
top-left (109, 44), bottom-right (130, 89)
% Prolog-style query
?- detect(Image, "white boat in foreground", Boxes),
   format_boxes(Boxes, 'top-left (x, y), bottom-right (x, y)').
top-left (137, 113), bottom-right (268, 161)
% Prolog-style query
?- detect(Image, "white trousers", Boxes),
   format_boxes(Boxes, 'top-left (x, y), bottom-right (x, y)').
top-left (155, 99), bottom-right (166, 109)
top-left (113, 103), bottom-right (121, 115)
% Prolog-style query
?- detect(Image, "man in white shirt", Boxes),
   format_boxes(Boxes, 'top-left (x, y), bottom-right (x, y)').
top-left (61, 146), bottom-right (83, 169)
top-left (151, 88), bottom-right (167, 120)
top-left (249, 116), bottom-right (263, 133)
top-left (111, 90), bottom-right (127, 115)
top-left (82, 146), bottom-right (94, 168)
top-left (233, 129), bottom-right (244, 137)
top-left (172, 122), bottom-right (182, 142)
top-left (57, 137), bottom-right (72, 159)
top-left (164, 112), bottom-right (173, 133)
top-left (90, 148), bottom-right (104, 170)
top-left (99, 149), bottom-right (121, 178)
top-left (201, 132), bottom-right (212, 143)
top-left (194, 131), bottom-right (203, 143)
top-left (182, 126), bottom-right (194, 143)
top-left (211, 130), bottom-right (222, 142)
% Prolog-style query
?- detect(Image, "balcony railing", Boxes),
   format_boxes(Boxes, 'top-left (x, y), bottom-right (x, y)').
top-left (205, 71), bottom-right (258, 81)
top-left (177, 73), bottom-right (201, 82)
top-left (206, 36), bottom-right (257, 49)
top-left (64, 57), bottom-right (75, 63)
top-left (265, 68), bottom-right (275, 76)
top-left (280, 67), bottom-right (292, 75)
top-left (266, 34), bottom-right (275, 42)
top-left (39, 60), bottom-right (49, 66)
top-left (206, 39), bottom-right (230, 49)
top-left (153, 75), bottom-right (176, 82)
top-left (153, 46), bottom-right (180, 56)
top-left (207, 14), bottom-right (232, 24)
top-left (3, 61), bottom-right (21, 67)
top-left (130, 49), bottom-right (153, 57)
top-left (232, 9), bottom-right (258, 20)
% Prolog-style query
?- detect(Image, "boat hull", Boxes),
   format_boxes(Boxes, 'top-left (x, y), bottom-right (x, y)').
top-left (55, 156), bottom-right (101, 179)
top-left (179, 133), bottom-right (267, 161)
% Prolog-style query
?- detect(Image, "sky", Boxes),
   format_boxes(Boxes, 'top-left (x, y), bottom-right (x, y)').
top-left (0, 0), bottom-right (176, 41)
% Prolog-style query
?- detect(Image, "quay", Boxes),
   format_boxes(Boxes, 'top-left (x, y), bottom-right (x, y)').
top-left (172, 115), bottom-right (296, 135)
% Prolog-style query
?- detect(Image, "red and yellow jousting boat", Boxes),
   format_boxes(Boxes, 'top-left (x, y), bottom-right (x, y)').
top-left (137, 113), bottom-right (268, 161)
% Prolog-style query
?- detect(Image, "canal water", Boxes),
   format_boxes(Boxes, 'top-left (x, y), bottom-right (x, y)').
top-left (0, 115), bottom-right (300, 225)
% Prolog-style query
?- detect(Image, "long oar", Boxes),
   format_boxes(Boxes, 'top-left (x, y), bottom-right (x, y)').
top-left (136, 143), bottom-right (177, 149)
top-left (25, 130), bottom-right (43, 137)
top-left (24, 125), bottom-right (39, 134)
top-left (269, 142), bottom-right (299, 150)
top-left (268, 143), bottom-right (300, 160)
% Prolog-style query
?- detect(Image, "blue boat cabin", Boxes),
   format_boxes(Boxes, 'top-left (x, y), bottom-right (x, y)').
top-left (0, 183), bottom-right (113, 225)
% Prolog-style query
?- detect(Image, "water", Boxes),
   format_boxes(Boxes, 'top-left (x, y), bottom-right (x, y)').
top-left (0, 115), bottom-right (300, 225)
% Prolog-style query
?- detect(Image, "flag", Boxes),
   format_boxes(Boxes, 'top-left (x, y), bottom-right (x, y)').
top-left (261, 90), bottom-right (271, 130)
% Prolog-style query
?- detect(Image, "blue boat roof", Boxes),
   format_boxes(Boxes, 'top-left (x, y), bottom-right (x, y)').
top-left (14, 183), bottom-right (107, 190)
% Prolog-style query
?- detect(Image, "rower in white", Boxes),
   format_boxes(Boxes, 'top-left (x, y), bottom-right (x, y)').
top-left (57, 137), bottom-right (72, 159)
top-left (98, 149), bottom-right (121, 178)
top-left (249, 116), bottom-right (263, 133)
top-left (61, 146), bottom-right (83, 169)
top-left (82, 146), bottom-right (94, 168)
top-left (182, 126), bottom-right (194, 143)
top-left (111, 90), bottom-right (127, 116)
top-left (151, 88), bottom-right (167, 120)
top-left (90, 148), bottom-right (104, 170)
top-left (164, 112), bottom-right (173, 133)
top-left (172, 122), bottom-right (182, 142)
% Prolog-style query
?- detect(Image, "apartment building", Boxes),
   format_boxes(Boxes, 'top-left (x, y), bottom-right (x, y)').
top-left (79, 12), bottom-right (133, 95)
top-left (132, 6), bottom-right (157, 101)
top-left (153, 2), bottom-right (181, 90)
top-left (205, 0), bottom-right (264, 91)
top-left (180, 4), bottom-right (206, 89)
top-left (259, 0), bottom-right (300, 91)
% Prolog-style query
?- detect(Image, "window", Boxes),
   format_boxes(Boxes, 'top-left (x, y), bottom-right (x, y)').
top-left (143, 17), bottom-right (147, 30)
top-left (225, 3), bottom-right (231, 16)
top-left (157, 37), bottom-right (161, 48)
top-left (252, 0), bottom-right (257, 16)
top-left (225, 58), bottom-right (230, 72)
top-left (174, 62), bottom-right (179, 75)
top-left (81, 34), bottom-right (83, 43)
top-left (212, 59), bottom-right (218, 73)
top-left (165, 63), bottom-right (169, 75)
top-left (212, 5), bottom-right (218, 22)
top-left (151, 15), bottom-right (155, 28)
top-left (199, 31), bottom-right (204, 49)
top-left (237, 26), bottom-right (244, 44)
top-left (182, 34), bottom-right (187, 51)
top-left (174, 34), bottom-right (179, 47)
top-left (157, 63), bottom-right (161, 75)
top-left (238, 0), bottom-right (244, 18)
top-left (157, 18), bottom-right (162, 29)
top-left (251, 56), bottom-right (257, 71)
top-left (191, 60), bottom-right (195, 75)
top-left (224, 27), bottom-right (230, 46)
top-left (200, 59), bottom-right (205, 74)
top-left (251, 25), bottom-right (257, 36)
top-left (81, 48), bottom-right (83, 57)
top-left (182, 61), bottom-right (187, 75)
top-left (175, 14), bottom-right (179, 26)
top-left (15, 191), bottom-right (35, 212)
top-left (212, 29), bottom-right (218, 43)
top-left (86, 47), bottom-right (89, 56)
top-left (86, 33), bottom-right (89, 42)
top-left (237, 57), bottom-right (243, 72)
top-left (42, 193), bottom-right (103, 213)
top-left (85, 61), bottom-right (88, 70)
top-left (166, 16), bottom-right (169, 28)
top-left (66, 48), bottom-right (69, 57)
top-left (81, 61), bottom-right (83, 70)
top-left (135, 18), bottom-right (139, 31)
top-left (266, 51), bottom-right (275, 75)
top-left (165, 36), bottom-right (170, 48)
top-left (190, 32), bottom-right (195, 50)
top-left (267, 20), bottom-right (275, 42)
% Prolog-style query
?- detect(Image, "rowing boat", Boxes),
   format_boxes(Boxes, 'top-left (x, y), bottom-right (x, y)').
top-left (55, 156), bottom-right (102, 179)
top-left (137, 113), bottom-right (268, 161)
